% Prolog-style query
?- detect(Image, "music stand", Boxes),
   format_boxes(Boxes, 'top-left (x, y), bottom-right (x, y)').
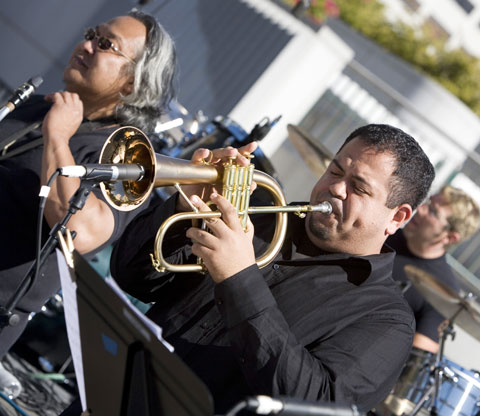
top-left (68, 250), bottom-right (213, 416)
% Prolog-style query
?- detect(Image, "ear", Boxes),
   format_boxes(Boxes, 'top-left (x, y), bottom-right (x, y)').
top-left (386, 204), bottom-right (413, 236)
top-left (121, 76), bottom-right (135, 96)
top-left (446, 230), bottom-right (461, 246)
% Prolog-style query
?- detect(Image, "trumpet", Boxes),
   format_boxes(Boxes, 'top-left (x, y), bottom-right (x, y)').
top-left (99, 126), bottom-right (332, 273)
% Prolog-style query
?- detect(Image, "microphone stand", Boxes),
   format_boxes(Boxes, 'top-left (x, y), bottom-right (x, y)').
top-left (0, 180), bottom-right (98, 330)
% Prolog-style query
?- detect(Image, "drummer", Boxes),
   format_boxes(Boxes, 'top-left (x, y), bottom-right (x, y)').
top-left (387, 185), bottom-right (480, 353)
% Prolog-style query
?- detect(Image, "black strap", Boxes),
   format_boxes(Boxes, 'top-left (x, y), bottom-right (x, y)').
top-left (0, 138), bottom-right (44, 161)
top-left (0, 120), bottom-right (42, 156)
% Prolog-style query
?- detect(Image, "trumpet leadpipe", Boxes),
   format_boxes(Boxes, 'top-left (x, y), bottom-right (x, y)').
top-left (243, 201), bottom-right (332, 216)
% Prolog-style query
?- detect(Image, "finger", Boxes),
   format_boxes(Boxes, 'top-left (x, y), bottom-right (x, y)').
top-left (190, 243), bottom-right (214, 262)
top-left (190, 195), bottom-right (227, 234)
top-left (232, 142), bottom-right (258, 166)
top-left (45, 92), bottom-right (63, 104)
top-left (210, 193), bottom-right (243, 232)
top-left (186, 227), bottom-right (218, 250)
top-left (210, 146), bottom-right (237, 162)
top-left (62, 91), bottom-right (74, 103)
top-left (245, 215), bottom-right (255, 238)
top-left (190, 195), bottom-right (211, 211)
top-left (239, 141), bottom-right (258, 158)
top-left (191, 148), bottom-right (212, 164)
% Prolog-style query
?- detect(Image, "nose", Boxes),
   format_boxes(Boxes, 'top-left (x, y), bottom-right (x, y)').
top-left (82, 38), bottom-right (96, 55)
top-left (416, 203), bottom-right (428, 216)
top-left (329, 179), bottom-right (347, 200)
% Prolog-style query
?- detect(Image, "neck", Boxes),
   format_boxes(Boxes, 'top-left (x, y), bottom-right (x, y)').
top-left (405, 234), bottom-right (446, 259)
top-left (83, 100), bottom-right (117, 121)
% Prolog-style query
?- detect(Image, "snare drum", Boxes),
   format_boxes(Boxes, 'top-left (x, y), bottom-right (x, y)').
top-left (382, 347), bottom-right (434, 415)
top-left (435, 359), bottom-right (480, 416)
top-left (380, 348), bottom-right (480, 416)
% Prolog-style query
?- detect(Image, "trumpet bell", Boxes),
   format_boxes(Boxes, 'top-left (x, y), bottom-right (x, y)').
top-left (99, 126), bottom-right (220, 211)
top-left (99, 127), bottom-right (156, 211)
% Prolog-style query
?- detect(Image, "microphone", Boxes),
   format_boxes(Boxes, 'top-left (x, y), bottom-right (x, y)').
top-left (245, 396), bottom-right (364, 416)
top-left (0, 76), bottom-right (44, 122)
top-left (243, 115), bottom-right (282, 144)
top-left (59, 164), bottom-right (145, 182)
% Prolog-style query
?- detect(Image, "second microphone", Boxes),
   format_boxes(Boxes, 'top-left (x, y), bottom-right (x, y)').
top-left (59, 164), bottom-right (145, 182)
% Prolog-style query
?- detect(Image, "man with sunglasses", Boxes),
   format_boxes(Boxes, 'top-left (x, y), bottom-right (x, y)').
top-left (387, 185), bottom-right (480, 353)
top-left (0, 11), bottom-right (176, 396)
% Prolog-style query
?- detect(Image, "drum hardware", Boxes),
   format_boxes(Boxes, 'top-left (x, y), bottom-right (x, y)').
top-left (286, 124), bottom-right (333, 178)
top-left (407, 319), bottom-right (456, 416)
top-left (392, 265), bottom-right (480, 416)
top-left (404, 265), bottom-right (480, 343)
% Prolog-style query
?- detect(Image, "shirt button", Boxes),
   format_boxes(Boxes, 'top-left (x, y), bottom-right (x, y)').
top-left (273, 264), bottom-right (279, 270)
top-left (240, 357), bottom-right (246, 363)
top-left (200, 322), bottom-right (208, 329)
top-left (217, 299), bottom-right (223, 305)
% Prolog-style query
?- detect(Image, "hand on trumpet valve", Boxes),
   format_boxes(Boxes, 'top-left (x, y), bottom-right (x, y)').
top-left (176, 142), bottom-right (258, 212)
top-left (186, 193), bottom-right (256, 283)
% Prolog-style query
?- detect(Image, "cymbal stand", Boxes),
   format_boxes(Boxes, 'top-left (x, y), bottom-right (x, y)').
top-left (408, 306), bottom-right (463, 416)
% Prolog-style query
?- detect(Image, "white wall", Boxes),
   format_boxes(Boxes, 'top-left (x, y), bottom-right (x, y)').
top-left (230, 0), bottom-right (354, 158)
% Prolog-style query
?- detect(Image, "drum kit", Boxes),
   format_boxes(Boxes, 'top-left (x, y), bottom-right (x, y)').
top-left (380, 265), bottom-right (480, 416)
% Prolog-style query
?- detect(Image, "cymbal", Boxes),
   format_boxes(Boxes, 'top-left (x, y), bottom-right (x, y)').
top-left (404, 264), bottom-right (480, 341)
top-left (287, 124), bottom-right (333, 178)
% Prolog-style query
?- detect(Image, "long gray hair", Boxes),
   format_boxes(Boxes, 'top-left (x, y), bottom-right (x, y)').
top-left (115, 10), bottom-right (177, 132)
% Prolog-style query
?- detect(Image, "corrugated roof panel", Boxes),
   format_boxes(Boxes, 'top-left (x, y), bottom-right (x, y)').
top-left (151, 0), bottom-right (293, 119)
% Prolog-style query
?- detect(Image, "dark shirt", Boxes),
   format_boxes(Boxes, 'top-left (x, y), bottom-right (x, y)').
top-left (111, 195), bottom-right (415, 413)
top-left (387, 230), bottom-right (459, 342)
top-left (0, 95), bottom-right (142, 314)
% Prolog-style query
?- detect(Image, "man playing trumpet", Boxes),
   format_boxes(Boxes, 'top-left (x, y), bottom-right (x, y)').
top-left (111, 124), bottom-right (435, 413)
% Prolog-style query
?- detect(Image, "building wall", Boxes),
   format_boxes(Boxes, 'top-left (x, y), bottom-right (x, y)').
top-left (380, 0), bottom-right (480, 57)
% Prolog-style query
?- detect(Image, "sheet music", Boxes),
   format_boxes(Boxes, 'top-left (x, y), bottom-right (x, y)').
top-left (56, 249), bottom-right (87, 412)
top-left (104, 275), bottom-right (174, 353)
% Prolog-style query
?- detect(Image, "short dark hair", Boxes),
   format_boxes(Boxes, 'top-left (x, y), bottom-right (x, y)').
top-left (340, 124), bottom-right (435, 211)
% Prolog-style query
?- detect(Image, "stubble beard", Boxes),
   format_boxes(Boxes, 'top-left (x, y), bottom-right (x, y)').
top-left (307, 214), bottom-right (330, 241)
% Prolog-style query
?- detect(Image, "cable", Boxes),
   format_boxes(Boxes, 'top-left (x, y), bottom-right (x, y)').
top-left (224, 400), bottom-right (247, 416)
top-left (29, 170), bottom-right (60, 295)
top-left (0, 391), bottom-right (30, 416)
top-left (3, 354), bottom-right (74, 415)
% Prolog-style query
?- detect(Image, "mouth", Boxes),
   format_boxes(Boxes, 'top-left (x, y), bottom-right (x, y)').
top-left (312, 199), bottom-right (339, 219)
top-left (71, 55), bottom-right (88, 70)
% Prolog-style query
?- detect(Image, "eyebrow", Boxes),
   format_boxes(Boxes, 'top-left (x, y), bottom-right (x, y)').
top-left (332, 159), bottom-right (372, 189)
top-left (96, 24), bottom-right (120, 41)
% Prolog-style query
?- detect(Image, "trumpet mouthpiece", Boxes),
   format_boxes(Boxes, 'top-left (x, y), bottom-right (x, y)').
top-left (311, 201), bottom-right (332, 214)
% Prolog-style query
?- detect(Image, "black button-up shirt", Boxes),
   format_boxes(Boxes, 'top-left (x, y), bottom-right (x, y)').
top-left (111, 195), bottom-right (415, 413)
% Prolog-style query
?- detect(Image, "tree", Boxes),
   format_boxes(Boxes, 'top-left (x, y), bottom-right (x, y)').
top-left (282, 0), bottom-right (480, 116)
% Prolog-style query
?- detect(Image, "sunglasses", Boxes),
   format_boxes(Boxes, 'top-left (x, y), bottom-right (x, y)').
top-left (84, 27), bottom-right (136, 64)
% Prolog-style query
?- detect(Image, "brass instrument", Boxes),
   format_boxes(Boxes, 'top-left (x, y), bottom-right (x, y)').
top-left (99, 126), bottom-right (332, 274)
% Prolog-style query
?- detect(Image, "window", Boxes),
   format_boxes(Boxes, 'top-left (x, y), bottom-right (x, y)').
top-left (455, 0), bottom-right (474, 14)
top-left (401, 0), bottom-right (420, 11)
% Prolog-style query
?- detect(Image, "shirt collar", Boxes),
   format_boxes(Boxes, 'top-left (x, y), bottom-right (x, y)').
top-left (283, 207), bottom-right (395, 284)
